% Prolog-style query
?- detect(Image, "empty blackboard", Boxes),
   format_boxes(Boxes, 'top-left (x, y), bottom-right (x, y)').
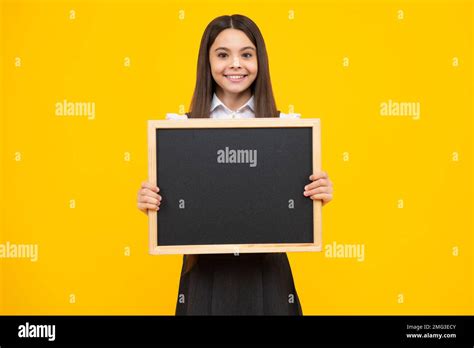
top-left (148, 118), bottom-right (321, 255)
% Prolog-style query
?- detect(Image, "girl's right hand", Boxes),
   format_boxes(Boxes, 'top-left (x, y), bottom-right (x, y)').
top-left (137, 181), bottom-right (162, 214)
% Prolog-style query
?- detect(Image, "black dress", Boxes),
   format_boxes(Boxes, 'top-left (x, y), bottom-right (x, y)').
top-left (175, 253), bottom-right (303, 315)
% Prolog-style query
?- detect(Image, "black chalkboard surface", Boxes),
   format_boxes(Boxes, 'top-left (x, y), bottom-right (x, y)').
top-left (148, 118), bottom-right (321, 255)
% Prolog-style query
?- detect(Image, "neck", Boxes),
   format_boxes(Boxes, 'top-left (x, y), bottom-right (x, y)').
top-left (215, 88), bottom-right (252, 111)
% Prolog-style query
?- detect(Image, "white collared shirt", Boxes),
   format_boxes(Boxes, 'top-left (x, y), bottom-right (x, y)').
top-left (210, 93), bottom-right (255, 119)
top-left (166, 93), bottom-right (300, 120)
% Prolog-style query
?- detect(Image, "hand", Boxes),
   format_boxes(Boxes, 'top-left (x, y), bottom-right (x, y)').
top-left (303, 171), bottom-right (333, 206)
top-left (137, 181), bottom-right (162, 214)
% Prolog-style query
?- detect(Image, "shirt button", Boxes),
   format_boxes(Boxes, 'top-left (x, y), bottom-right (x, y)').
top-left (231, 112), bottom-right (236, 118)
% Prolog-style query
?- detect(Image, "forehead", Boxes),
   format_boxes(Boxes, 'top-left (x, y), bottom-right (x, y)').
top-left (211, 29), bottom-right (255, 50)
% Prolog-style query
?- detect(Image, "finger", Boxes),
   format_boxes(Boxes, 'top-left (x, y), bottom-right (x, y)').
top-left (309, 171), bottom-right (328, 181)
top-left (142, 196), bottom-right (159, 205)
top-left (138, 203), bottom-right (159, 211)
top-left (306, 184), bottom-right (333, 195)
top-left (309, 193), bottom-right (333, 202)
top-left (140, 188), bottom-right (160, 200)
top-left (304, 187), bottom-right (330, 197)
top-left (141, 181), bottom-right (159, 192)
top-left (304, 179), bottom-right (328, 191)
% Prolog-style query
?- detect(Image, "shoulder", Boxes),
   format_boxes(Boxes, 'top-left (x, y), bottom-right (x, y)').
top-left (165, 113), bottom-right (189, 120)
top-left (278, 112), bottom-right (301, 119)
top-left (166, 112), bottom-right (300, 119)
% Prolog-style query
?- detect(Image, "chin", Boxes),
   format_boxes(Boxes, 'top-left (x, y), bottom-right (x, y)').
top-left (224, 84), bottom-right (252, 94)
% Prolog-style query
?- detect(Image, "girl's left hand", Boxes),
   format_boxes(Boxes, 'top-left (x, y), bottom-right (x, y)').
top-left (303, 171), bottom-right (333, 206)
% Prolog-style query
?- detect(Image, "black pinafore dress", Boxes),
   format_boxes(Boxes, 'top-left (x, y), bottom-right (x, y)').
top-left (175, 253), bottom-right (303, 315)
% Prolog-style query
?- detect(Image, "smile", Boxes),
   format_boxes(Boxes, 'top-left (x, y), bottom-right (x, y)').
top-left (224, 74), bottom-right (248, 82)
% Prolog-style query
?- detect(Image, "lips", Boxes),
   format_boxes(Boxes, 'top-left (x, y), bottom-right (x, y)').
top-left (224, 74), bottom-right (248, 82)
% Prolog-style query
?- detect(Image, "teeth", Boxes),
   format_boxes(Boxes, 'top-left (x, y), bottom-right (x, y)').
top-left (226, 75), bottom-right (246, 79)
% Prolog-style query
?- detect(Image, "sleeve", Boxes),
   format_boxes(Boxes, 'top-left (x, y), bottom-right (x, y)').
top-left (278, 112), bottom-right (301, 119)
top-left (165, 113), bottom-right (189, 120)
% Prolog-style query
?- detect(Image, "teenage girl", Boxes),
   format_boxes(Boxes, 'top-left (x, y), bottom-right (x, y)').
top-left (137, 14), bottom-right (333, 315)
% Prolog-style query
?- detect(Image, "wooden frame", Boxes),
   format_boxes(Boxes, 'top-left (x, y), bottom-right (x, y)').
top-left (148, 118), bottom-right (322, 255)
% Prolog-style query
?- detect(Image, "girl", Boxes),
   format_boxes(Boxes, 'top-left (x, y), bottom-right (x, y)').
top-left (137, 14), bottom-right (333, 315)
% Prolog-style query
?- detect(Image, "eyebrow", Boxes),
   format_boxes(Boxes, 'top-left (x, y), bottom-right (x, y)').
top-left (214, 46), bottom-right (256, 52)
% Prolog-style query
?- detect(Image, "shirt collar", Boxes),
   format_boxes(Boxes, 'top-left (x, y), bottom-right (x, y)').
top-left (210, 93), bottom-right (255, 113)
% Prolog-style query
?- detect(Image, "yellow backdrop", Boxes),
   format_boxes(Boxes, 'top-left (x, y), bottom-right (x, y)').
top-left (1, 0), bottom-right (472, 315)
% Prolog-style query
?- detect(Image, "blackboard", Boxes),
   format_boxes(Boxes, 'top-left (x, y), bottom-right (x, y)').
top-left (148, 118), bottom-right (321, 255)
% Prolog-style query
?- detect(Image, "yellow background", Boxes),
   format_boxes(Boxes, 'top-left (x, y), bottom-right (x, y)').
top-left (1, 0), bottom-right (472, 314)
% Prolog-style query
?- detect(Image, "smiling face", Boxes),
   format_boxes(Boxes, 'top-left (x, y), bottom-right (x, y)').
top-left (209, 28), bottom-right (258, 99)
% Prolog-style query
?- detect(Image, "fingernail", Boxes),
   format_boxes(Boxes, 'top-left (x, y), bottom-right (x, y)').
top-left (159, 197), bottom-right (162, 201)
top-left (303, 191), bottom-right (307, 196)
top-left (304, 186), bottom-right (308, 190)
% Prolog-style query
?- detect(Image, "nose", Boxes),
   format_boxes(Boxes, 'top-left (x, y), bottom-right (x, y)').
top-left (231, 56), bottom-right (241, 68)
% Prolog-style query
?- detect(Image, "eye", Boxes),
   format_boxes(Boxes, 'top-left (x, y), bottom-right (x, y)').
top-left (217, 52), bottom-right (228, 58)
top-left (242, 53), bottom-right (253, 58)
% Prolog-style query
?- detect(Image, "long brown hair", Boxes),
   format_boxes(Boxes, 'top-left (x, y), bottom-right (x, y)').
top-left (184, 15), bottom-right (278, 273)
top-left (188, 14), bottom-right (278, 118)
